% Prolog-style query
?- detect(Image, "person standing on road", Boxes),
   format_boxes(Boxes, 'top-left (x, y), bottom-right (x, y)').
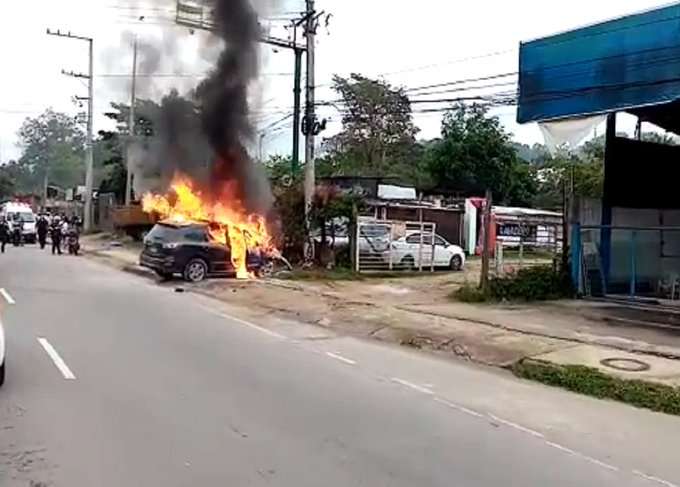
top-left (50, 217), bottom-right (63, 255)
top-left (0, 217), bottom-right (9, 253)
top-left (37, 214), bottom-right (49, 250)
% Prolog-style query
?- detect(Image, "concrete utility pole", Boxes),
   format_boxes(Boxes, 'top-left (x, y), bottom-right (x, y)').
top-left (303, 0), bottom-right (317, 261)
top-left (125, 37), bottom-right (139, 206)
top-left (46, 29), bottom-right (95, 232)
top-left (480, 189), bottom-right (493, 293)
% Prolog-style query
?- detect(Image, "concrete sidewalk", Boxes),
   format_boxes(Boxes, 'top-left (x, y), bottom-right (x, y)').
top-left (81, 236), bottom-right (680, 387)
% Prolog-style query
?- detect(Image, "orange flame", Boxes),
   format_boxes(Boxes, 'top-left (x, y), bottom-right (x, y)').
top-left (142, 174), bottom-right (272, 279)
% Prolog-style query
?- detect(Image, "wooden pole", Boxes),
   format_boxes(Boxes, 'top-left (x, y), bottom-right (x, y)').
top-left (480, 189), bottom-right (492, 292)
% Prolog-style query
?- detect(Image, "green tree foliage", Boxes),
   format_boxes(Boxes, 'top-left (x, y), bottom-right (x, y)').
top-left (14, 109), bottom-right (86, 194)
top-left (0, 167), bottom-right (15, 198)
top-left (321, 74), bottom-right (420, 183)
top-left (426, 103), bottom-right (536, 205)
top-left (533, 138), bottom-right (605, 209)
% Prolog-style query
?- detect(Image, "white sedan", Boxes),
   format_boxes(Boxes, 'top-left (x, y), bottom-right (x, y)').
top-left (388, 232), bottom-right (466, 271)
top-left (0, 317), bottom-right (5, 387)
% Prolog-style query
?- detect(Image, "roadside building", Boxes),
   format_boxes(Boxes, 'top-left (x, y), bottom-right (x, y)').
top-left (517, 3), bottom-right (680, 298)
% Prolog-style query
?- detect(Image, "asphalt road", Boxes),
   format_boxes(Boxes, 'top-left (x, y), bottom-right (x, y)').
top-left (1, 245), bottom-right (679, 487)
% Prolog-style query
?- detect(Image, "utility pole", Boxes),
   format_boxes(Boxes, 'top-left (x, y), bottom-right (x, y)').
top-left (303, 0), bottom-right (317, 261)
top-left (47, 28), bottom-right (95, 232)
top-left (480, 190), bottom-right (493, 293)
top-left (125, 37), bottom-right (139, 206)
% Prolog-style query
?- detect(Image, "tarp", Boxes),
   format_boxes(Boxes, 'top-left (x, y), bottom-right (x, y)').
top-left (538, 115), bottom-right (606, 153)
top-left (517, 3), bottom-right (680, 126)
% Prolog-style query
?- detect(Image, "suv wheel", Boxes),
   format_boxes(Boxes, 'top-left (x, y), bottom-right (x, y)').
top-left (450, 255), bottom-right (463, 271)
top-left (257, 260), bottom-right (274, 278)
top-left (183, 258), bottom-right (208, 282)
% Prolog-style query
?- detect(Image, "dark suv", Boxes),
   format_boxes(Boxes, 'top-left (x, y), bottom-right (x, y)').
top-left (140, 221), bottom-right (267, 282)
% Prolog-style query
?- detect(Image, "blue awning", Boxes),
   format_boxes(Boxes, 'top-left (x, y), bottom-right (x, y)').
top-left (517, 3), bottom-right (680, 131)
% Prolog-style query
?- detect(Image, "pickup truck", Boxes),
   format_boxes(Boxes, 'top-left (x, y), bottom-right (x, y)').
top-left (112, 205), bottom-right (158, 241)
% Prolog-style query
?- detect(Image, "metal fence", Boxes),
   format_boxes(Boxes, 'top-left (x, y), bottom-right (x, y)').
top-left (573, 225), bottom-right (680, 299)
top-left (492, 234), bottom-right (561, 277)
top-left (355, 219), bottom-right (438, 273)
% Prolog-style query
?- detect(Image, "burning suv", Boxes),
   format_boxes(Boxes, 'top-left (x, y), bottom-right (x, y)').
top-left (140, 221), bottom-right (268, 282)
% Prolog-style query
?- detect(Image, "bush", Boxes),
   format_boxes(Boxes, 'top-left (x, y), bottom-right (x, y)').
top-left (452, 284), bottom-right (489, 303)
top-left (489, 265), bottom-right (573, 301)
top-left (513, 360), bottom-right (680, 416)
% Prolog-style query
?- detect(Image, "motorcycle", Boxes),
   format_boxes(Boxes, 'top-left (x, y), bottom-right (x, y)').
top-left (67, 229), bottom-right (80, 255)
top-left (11, 224), bottom-right (22, 247)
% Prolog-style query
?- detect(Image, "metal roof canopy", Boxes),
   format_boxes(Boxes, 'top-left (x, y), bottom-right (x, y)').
top-left (517, 3), bottom-right (680, 134)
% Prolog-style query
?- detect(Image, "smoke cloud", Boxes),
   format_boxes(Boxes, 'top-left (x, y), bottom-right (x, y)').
top-left (129, 0), bottom-right (273, 214)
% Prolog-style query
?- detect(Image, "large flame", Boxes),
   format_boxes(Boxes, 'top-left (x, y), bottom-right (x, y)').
top-left (142, 174), bottom-right (272, 279)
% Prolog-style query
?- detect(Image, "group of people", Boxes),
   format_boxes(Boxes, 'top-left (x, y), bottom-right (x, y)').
top-left (0, 213), bottom-right (81, 255)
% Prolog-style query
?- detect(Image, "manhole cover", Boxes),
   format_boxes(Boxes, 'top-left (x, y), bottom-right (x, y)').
top-left (600, 357), bottom-right (651, 372)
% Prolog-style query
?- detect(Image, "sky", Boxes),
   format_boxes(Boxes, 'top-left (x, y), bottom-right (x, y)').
top-left (0, 0), bottom-right (675, 163)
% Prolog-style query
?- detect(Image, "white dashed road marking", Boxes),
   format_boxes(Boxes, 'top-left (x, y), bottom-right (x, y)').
top-left (633, 470), bottom-right (679, 487)
top-left (390, 377), bottom-right (434, 395)
top-left (325, 352), bottom-right (356, 365)
top-left (0, 288), bottom-right (15, 305)
top-left (545, 441), bottom-right (577, 455)
top-left (577, 454), bottom-right (619, 472)
top-left (433, 397), bottom-right (484, 418)
top-left (37, 338), bottom-right (76, 380)
top-left (198, 305), bottom-right (286, 340)
top-left (487, 414), bottom-right (544, 438)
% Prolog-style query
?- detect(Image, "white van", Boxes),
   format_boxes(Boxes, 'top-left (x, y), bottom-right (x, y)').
top-left (1, 202), bottom-right (37, 243)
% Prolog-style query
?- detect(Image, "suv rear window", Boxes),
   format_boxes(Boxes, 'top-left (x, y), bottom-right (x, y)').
top-left (146, 224), bottom-right (207, 242)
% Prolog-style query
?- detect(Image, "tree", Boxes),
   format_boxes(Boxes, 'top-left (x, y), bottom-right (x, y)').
top-left (426, 103), bottom-right (536, 205)
top-left (17, 109), bottom-right (86, 197)
top-left (0, 167), bottom-right (15, 198)
top-left (323, 74), bottom-right (419, 179)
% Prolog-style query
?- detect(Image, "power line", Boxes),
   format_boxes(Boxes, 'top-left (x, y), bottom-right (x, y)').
top-left (379, 48), bottom-right (516, 77)
top-left (404, 72), bottom-right (517, 93)
top-left (260, 113), bottom-right (294, 132)
top-left (96, 72), bottom-right (294, 78)
top-left (408, 80), bottom-right (518, 98)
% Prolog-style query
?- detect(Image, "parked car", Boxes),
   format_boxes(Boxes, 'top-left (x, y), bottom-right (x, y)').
top-left (140, 221), bottom-right (268, 282)
top-left (1, 202), bottom-right (36, 244)
top-left (312, 221), bottom-right (391, 254)
top-left (388, 231), bottom-right (466, 271)
top-left (0, 317), bottom-right (5, 387)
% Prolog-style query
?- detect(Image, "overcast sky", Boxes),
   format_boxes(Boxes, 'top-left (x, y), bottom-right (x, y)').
top-left (0, 0), bottom-right (674, 163)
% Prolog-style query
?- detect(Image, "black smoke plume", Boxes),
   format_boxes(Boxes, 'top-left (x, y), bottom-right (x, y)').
top-left (132, 0), bottom-right (272, 214)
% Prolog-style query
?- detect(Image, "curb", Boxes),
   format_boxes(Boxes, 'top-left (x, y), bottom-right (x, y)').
top-left (395, 305), bottom-right (680, 362)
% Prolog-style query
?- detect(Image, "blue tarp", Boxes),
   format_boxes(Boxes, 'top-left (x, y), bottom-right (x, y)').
top-left (517, 3), bottom-right (680, 124)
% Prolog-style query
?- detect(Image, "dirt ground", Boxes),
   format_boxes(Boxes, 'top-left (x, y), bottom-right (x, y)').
top-left (81, 234), bottom-right (680, 369)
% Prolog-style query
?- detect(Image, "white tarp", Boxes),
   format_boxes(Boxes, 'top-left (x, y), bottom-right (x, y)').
top-left (539, 115), bottom-right (606, 154)
top-left (377, 184), bottom-right (416, 200)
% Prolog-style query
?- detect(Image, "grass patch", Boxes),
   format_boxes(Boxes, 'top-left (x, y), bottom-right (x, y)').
top-left (451, 283), bottom-right (489, 303)
top-left (451, 266), bottom-right (573, 303)
top-left (513, 360), bottom-right (680, 416)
